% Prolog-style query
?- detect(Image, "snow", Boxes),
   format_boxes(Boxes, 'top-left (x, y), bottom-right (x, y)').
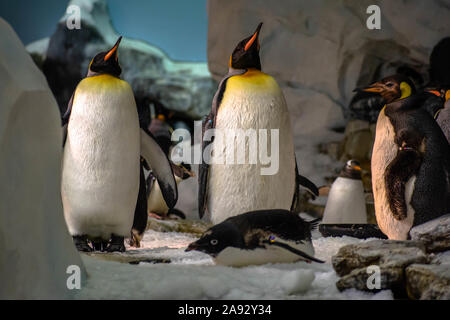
top-left (76, 225), bottom-right (393, 300)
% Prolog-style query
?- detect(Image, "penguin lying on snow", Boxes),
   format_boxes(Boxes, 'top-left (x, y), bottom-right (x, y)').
top-left (322, 160), bottom-right (367, 224)
top-left (186, 210), bottom-right (324, 267)
top-left (61, 37), bottom-right (178, 252)
top-left (199, 22), bottom-right (318, 225)
top-left (356, 75), bottom-right (450, 240)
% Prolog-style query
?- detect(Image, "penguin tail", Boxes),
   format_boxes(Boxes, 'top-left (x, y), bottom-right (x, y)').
top-left (298, 174), bottom-right (319, 198)
top-left (385, 148), bottom-right (422, 221)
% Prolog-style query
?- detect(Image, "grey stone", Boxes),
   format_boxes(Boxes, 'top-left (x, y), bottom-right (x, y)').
top-left (0, 18), bottom-right (84, 299)
top-left (332, 240), bottom-right (429, 277)
top-left (406, 263), bottom-right (450, 300)
top-left (410, 214), bottom-right (450, 253)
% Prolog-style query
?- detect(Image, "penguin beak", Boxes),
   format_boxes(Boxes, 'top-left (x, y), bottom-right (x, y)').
top-left (353, 165), bottom-right (362, 171)
top-left (244, 22), bottom-right (263, 51)
top-left (185, 242), bottom-right (199, 252)
top-left (445, 90), bottom-right (450, 102)
top-left (104, 36), bottom-right (122, 61)
top-left (354, 82), bottom-right (384, 94)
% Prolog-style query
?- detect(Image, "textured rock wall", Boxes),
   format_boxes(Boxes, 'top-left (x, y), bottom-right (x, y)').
top-left (0, 18), bottom-right (84, 299)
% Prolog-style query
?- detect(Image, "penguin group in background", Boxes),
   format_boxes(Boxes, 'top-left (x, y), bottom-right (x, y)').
top-left (356, 74), bottom-right (450, 240)
top-left (322, 160), bottom-right (367, 224)
top-left (186, 209), bottom-right (324, 267)
top-left (61, 37), bottom-right (178, 252)
top-left (199, 23), bottom-right (318, 224)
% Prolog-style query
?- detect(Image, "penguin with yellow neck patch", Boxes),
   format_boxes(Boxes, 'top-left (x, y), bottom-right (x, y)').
top-left (356, 75), bottom-right (450, 240)
top-left (61, 37), bottom-right (177, 252)
top-left (199, 23), bottom-right (318, 224)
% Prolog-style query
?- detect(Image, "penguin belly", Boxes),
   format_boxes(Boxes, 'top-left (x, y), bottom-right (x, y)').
top-left (371, 110), bottom-right (414, 240)
top-left (214, 240), bottom-right (314, 267)
top-left (61, 75), bottom-right (140, 240)
top-left (322, 177), bottom-right (367, 224)
top-left (207, 71), bottom-right (296, 224)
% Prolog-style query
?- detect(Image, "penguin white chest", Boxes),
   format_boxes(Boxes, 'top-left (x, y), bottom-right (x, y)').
top-left (322, 177), bottom-right (367, 224)
top-left (371, 109), bottom-right (415, 240)
top-left (214, 240), bottom-right (314, 267)
top-left (207, 72), bottom-right (295, 224)
top-left (61, 75), bottom-right (140, 239)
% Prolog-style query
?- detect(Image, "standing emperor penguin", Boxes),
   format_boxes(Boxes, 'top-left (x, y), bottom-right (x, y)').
top-left (356, 75), bottom-right (450, 240)
top-left (198, 23), bottom-right (318, 224)
top-left (61, 37), bottom-right (177, 252)
top-left (322, 160), bottom-right (367, 224)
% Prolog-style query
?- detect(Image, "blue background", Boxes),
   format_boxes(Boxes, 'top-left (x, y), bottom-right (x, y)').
top-left (0, 0), bottom-right (208, 62)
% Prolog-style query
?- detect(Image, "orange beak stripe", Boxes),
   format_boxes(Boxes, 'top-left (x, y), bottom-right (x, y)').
top-left (428, 90), bottom-right (441, 97)
top-left (361, 86), bottom-right (383, 93)
top-left (104, 37), bottom-right (122, 61)
top-left (244, 31), bottom-right (259, 51)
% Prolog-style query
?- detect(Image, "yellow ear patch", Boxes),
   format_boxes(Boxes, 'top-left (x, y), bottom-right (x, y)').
top-left (88, 58), bottom-right (94, 70)
top-left (399, 82), bottom-right (412, 99)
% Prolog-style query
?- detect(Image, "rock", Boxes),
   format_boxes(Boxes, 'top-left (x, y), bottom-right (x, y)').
top-left (406, 263), bottom-right (450, 300)
top-left (146, 217), bottom-right (211, 237)
top-left (332, 240), bottom-right (429, 278)
top-left (409, 214), bottom-right (450, 253)
top-left (0, 18), bottom-right (84, 299)
top-left (35, 0), bottom-right (216, 120)
top-left (336, 266), bottom-right (404, 293)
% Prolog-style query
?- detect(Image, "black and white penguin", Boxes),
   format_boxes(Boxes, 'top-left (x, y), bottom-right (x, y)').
top-left (186, 209), bottom-right (324, 267)
top-left (356, 75), bottom-right (450, 240)
top-left (198, 23), bottom-right (318, 224)
top-left (61, 37), bottom-right (178, 252)
top-left (322, 160), bottom-right (367, 224)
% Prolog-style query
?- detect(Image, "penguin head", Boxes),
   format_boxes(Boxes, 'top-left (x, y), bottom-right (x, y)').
top-left (341, 160), bottom-right (362, 179)
top-left (229, 23), bottom-right (263, 70)
top-left (185, 222), bottom-right (245, 257)
top-left (88, 36), bottom-right (122, 77)
top-left (355, 75), bottom-right (416, 104)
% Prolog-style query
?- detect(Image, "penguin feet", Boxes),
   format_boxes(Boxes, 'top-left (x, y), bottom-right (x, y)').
top-left (167, 208), bottom-right (186, 220)
top-left (91, 239), bottom-right (109, 252)
top-left (106, 234), bottom-right (126, 252)
top-left (73, 235), bottom-right (92, 252)
top-left (129, 229), bottom-right (142, 248)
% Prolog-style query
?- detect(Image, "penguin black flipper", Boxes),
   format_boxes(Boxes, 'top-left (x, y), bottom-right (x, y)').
top-left (62, 93), bottom-right (74, 147)
top-left (262, 240), bottom-right (325, 263)
top-left (140, 129), bottom-right (178, 209)
top-left (291, 156), bottom-right (319, 210)
top-left (385, 147), bottom-right (423, 220)
top-left (198, 69), bottom-right (247, 219)
top-left (130, 161), bottom-right (148, 247)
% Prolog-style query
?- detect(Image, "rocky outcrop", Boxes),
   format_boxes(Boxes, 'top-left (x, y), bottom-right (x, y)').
top-left (29, 0), bottom-right (216, 121)
top-left (332, 222), bottom-right (450, 299)
top-left (410, 214), bottom-right (450, 253)
top-left (406, 263), bottom-right (450, 300)
top-left (0, 18), bottom-right (84, 299)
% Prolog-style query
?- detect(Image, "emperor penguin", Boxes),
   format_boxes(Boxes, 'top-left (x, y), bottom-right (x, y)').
top-left (198, 23), bottom-right (318, 224)
top-left (186, 209), bottom-right (324, 267)
top-left (322, 160), bottom-right (367, 224)
top-left (61, 37), bottom-right (178, 252)
top-left (356, 75), bottom-right (450, 240)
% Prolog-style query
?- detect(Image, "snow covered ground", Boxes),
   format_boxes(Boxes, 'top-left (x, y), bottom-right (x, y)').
top-left (76, 225), bottom-right (393, 300)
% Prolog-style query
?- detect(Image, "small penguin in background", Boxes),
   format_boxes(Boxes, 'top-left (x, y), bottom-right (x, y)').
top-left (356, 75), bottom-right (450, 240)
top-left (186, 209), bottom-right (324, 267)
top-left (146, 162), bottom-right (194, 220)
top-left (322, 160), bottom-right (367, 224)
top-left (199, 22), bottom-right (318, 224)
top-left (61, 37), bottom-right (178, 252)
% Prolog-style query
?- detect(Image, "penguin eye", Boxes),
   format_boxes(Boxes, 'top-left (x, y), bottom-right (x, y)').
top-left (210, 239), bottom-right (218, 245)
top-left (386, 82), bottom-right (394, 88)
